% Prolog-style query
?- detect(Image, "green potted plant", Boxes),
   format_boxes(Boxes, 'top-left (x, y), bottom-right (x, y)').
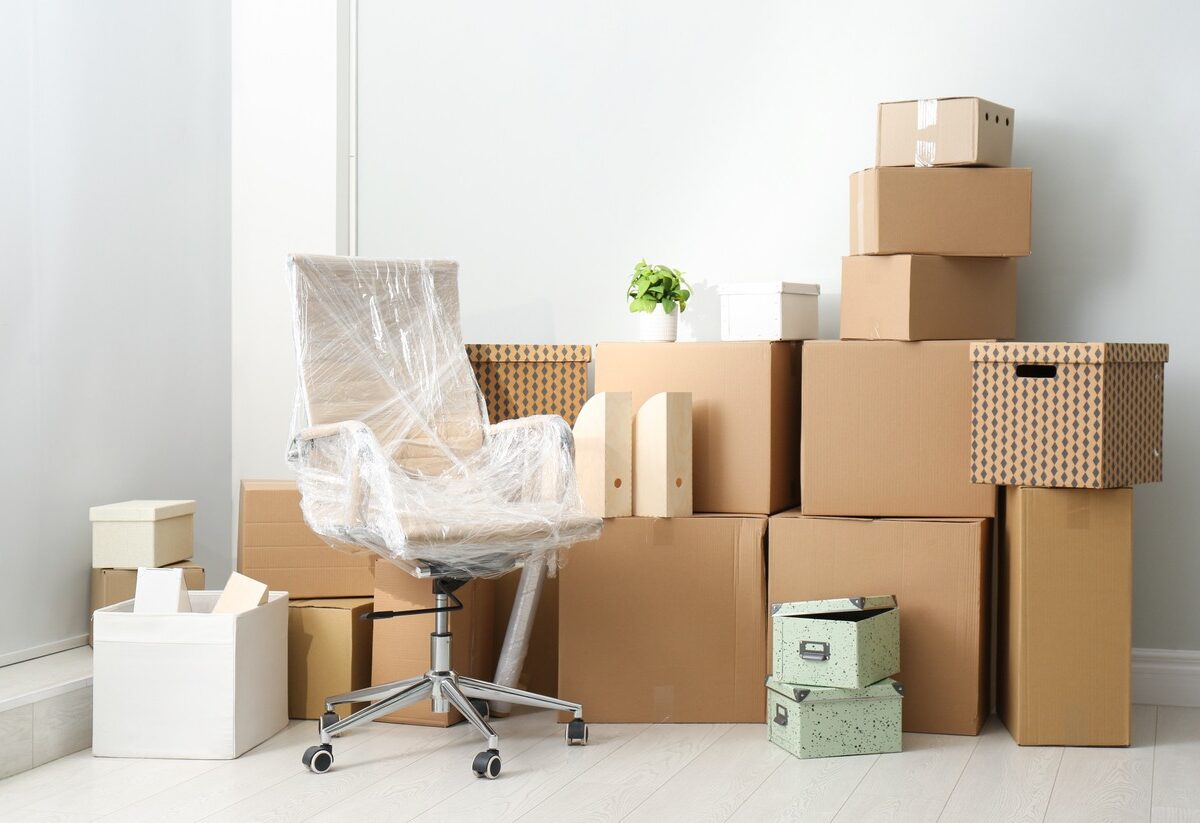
top-left (627, 259), bottom-right (691, 342)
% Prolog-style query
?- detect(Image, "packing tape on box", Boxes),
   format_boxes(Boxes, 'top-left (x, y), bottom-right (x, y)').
top-left (915, 97), bottom-right (938, 167)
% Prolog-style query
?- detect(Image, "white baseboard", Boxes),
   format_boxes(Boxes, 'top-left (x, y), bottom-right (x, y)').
top-left (0, 635), bottom-right (88, 669)
top-left (1133, 648), bottom-right (1200, 708)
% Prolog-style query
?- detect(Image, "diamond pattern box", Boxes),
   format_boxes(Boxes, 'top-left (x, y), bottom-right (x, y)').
top-left (465, 343), bottom-right (590, 426)
top-left (970, 342), bottom-right (1168, 488)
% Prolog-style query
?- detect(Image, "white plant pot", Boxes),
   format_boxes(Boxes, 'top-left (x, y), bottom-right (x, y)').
top-left (639, 307), bottom-right (679, 342)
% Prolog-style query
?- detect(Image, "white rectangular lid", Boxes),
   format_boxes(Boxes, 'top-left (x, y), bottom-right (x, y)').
top-left (90, 499), bottom-right (197, 522)
top-left (718, 281), bottom-right (820, 296)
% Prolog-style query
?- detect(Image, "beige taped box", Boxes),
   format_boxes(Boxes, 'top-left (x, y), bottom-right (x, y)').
top-left (90, 499), bottom-right (196, 569)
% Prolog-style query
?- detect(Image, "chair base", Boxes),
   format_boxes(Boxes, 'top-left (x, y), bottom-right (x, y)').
top-left (303, 627), bottom-right (587, 777)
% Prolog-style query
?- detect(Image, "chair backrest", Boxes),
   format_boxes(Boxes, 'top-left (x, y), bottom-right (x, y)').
top-left (289, 255), bottom-right (486, 475)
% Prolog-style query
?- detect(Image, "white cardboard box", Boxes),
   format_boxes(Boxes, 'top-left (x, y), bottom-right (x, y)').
top-left (718, 282), bottom-right (820, 341)
top-left (92, 590), bottom-right (288, 759)
top-left (90, 499), bottom-right (196, 569)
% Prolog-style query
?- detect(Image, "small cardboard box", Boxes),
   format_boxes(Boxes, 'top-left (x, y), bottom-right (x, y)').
top-left (999, 487), bottom-right (1132, 746)
top-left (559, 515), bottom-right (767, 723)
top-left (767, 677), bottom-right (904, 759)
top-left (371, 563), bottom-right (495, 726)
top-left (89, 561), bottom-right (205, 644)
top-left (718, 282), bottom-right (820, 342)
top-left (877, 97), bottom-right (1014, 167)
top-left (970, 342), bottom-right (1169, 488)
top-left (771, 596), bottom-right (899, 689)
top-left (238, 480), bottom-right (375, 598)
top-left (849, 167), bottom-right (1032, 257)
top-left (92, 591), bottom-right (288, 759)
top-left (466, 343), bottom-right (591, 426)
top-left (595, 342), bottom-right (801, 514)
top-left (288, 598), bottom-right (374, 720)
top-left (801, 341), bottom-right (997, 518)
top-left (90, 500), bottom-right (195, 569)
top-left (840, 255), bottom-right (1016, 341)
top-left (769, 512), bottom-right (990, 735)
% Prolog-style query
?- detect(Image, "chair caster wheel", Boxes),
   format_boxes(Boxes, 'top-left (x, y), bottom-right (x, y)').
top-left (566, 718), bottom-right (589, 746)
top-left (469, 698), bottom-right (490, 719)
top-left (320, 711), bottom-right (340, 732)
top-left (302, 744), bottom-right (334, 774)
top-left (472, 748), bottom-right (501, 779)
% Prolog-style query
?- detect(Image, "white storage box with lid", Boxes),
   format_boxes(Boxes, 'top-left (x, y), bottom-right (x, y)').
top-left (92, 590), bottom-right (288, 759)
top-left (90, 499), bottom-right (196, 569)
top-left (718, 282), bottom-right (820, 341)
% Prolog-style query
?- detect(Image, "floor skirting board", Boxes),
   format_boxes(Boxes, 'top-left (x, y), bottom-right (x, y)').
top-left (1133, 647), bottom-right (1200, 708)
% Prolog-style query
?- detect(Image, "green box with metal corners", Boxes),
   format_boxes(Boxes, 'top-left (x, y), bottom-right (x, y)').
top-left (771, 595), bottom-right (899, 688)
top-left (766, 676), bottom-right (904, 759)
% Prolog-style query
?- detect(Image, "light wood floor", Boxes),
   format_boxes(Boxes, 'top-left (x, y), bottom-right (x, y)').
top-left (2, 704), bottom-right (1198, 822)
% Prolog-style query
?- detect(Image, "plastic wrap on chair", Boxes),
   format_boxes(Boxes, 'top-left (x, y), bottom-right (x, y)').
top-left (285, 254), bottom-right (602, 578)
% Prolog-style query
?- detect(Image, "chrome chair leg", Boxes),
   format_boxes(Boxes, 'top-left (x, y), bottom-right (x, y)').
top-left (324, 676), bottom-right (424, 710)
top-left (457, 676), bottom-right (583, 718)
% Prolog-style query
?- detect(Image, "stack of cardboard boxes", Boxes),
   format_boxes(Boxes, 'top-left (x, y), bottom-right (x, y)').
top-left (773, 97), bottom-right (1031, 736)
top-left (239, 344), bottom-right (592, 723)
top-left (559, 342), bottom-right (801, 722)
top-left (89, 500), bottom-right (205, 644)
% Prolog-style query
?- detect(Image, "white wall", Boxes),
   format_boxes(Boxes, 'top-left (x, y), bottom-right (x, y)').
top-left (231, 0), bottom-right (341, 497)
top-left (0, 0), bottom-right (231, 661)
top-left (352, 1), bottom-right (1200, 650)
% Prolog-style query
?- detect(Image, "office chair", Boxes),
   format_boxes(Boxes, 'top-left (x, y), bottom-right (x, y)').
top-left (286, 254), bottom-right (603, 778)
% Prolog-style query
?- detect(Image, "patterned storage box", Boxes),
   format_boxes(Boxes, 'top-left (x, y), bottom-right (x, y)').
top-left (466, 344), bottom-right (591, 426)
top-left (766, 677), bottom-right (904, 759)
top-left (970, 342), bottom-right (1168, 488)
top-left (772, 596), bottom-right (899, 688)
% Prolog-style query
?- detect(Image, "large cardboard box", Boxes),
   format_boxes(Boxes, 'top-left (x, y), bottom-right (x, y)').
top-left (877, 97), bottom-right (1014, 168)
top-left (595, 342), bottom-right (801, 514)
top-left (93, 591), bottom-right (288, 759)
top-left (971, 342), bottom-right (1168, 488)
top-left (769, 512), bottom-right (991, 735)
top-left (849, 167), bottom-right (1032, 257)
top-left (467, 343), bottom-right (591, 426)
top-left (238, 480), bottom-right (375, 598)
top-left (288, 598), bottom-right (374, 720)
top-left (801, 341), bottom-right (997, 517)
top-left (840, 255), bottom-right (1016, 341)
top-left (999, 487), bottom-right (1132, 746)
top-left (371, 563), bottom-right (495, 726)
top-left (89, 561), bottom-right (205, 645)
top-left (559, 515), bottom-right (768, 723)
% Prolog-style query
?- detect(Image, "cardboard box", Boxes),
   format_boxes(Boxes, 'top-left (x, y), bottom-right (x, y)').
top-left (971, 342), bottom-right (1168, 488)
top-left (90, 500), bottom-right (195, 569)
top-left (840, 255), bottom-right (1016, 341)
top-left (288, 598), bottom-right (373, 720)
top-left (769, 512), bottom-right (991, 735)
top-left (493, 570), bottom-right (559, 698)
top-left (801, 341), bottom-right (997, 517)
top-left (371, 562), bottom-right (495, 726)
top-left (999, 487), bottom-right (1132, 746)
top-left (238, 480), bottom-right (375, 598)
top-left (559, 515), bottom-right (768, 723)
top-left (849, 167), bottom-right (1032, 257)
top-left (595, 342), bottom-right (801, 514)
top-left (93, 591), bottom-right (288, 759)
top-left (877, 97), bottom-right (1014, 168)
top-left (90, 561), bottom-right (205, 644)
top-left (466, 343), bottom-right (591, 426)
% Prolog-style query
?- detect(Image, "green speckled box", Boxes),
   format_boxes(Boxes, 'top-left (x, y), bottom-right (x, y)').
top-left (766, 677), bottom-right (904, 759)
top-left (771, 595), bottom-right (899, 688)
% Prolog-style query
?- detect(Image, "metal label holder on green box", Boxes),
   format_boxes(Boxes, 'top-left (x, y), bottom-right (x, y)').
top-left (766, 676), bottom-right (904, 759)
top-left (771, 595), bottom-right (900, 688)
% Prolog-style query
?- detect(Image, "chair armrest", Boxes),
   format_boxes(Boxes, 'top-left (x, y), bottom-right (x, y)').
top-left (287, 420), bottom-right (375, 528)
top-left (485, 415), bottom-right (576, 503)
